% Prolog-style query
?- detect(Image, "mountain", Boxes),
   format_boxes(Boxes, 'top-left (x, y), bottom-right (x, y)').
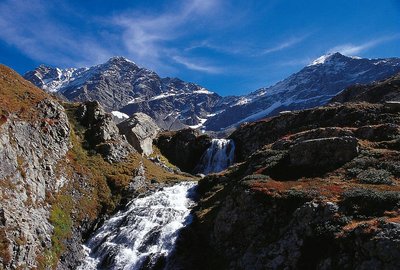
top-left (24, 53), bottom-right (400, 132)
top-left (331, 72), bottom-right (400, 103)
top-left (24, 57), bottom-right (231, 130)
top-left (204, 53), bottom-right (400, 130)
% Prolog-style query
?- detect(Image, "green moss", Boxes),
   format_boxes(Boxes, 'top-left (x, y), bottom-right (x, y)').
top-left (39, 195), bottom-right (73, 269)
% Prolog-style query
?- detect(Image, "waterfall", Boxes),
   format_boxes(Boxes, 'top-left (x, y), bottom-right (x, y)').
top-left (78, 182), bottom-right (197, 270)
top-left (195, 139), bottom-right (235, 174)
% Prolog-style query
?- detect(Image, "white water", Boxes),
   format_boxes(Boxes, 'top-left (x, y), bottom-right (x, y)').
top-left (195, 139), bottom-right (235, 174)
top-left (78, 181), bottom-right (197, 270)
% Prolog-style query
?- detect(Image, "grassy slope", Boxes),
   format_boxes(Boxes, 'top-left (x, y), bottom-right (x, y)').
top-left (0, 64), bottom-right (47, 120)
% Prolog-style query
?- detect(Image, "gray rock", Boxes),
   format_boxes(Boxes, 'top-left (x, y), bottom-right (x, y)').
top-left (129, 162), bottom-right (146, 191)
top-left (117, 113), bottom-right (160, 156)
top-left (384, 101), bottom-right (400, 113)
top-left (0, 98), bottom-right (70, 269)
top-left (76, 101), bottom-right (134, 162)
top-left (356, 124), bottom-right (400, 141)
top-left (289, 136), bottom-right (359, 168)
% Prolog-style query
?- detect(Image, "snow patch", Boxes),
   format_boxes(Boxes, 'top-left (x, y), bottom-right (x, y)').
top-left (309, 54), bottom-right (333, 66)
top-left (189, 118), bottom-right (207, 129)
top-left (111, 111), bottom-right (129, 119)
top-left (193, 88), bottom-right (213, 95)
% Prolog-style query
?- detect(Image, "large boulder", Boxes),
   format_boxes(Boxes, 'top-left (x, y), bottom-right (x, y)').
top-left (117, 113), bottom-right (160, 156)
top-left (76, 101), bottom-right (134, 162)
top-left (289, 136), bottom-right (359, 169)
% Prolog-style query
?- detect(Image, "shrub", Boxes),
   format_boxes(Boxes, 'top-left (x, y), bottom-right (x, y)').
top-left (341, 188), bottom-right (400, 216)
top-left (241, 174), bottom-right (270, 187)
top-left (357, 169), bottom-right (393, 185)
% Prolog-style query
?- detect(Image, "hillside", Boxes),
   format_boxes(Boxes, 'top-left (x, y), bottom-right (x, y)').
top-left (168, 102), bottom-right (400, 269)
top-left (0, 64), bottom-right (47, 120)
top-left (332, 72), bottom-right (400, 103)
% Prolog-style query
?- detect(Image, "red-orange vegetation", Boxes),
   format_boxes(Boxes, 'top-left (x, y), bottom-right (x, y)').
top-left (0, 64), bottom-right (47, 120)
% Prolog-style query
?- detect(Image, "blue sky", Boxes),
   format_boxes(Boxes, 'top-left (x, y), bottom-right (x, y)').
top-left (0, 0), bottom-right (399, 96)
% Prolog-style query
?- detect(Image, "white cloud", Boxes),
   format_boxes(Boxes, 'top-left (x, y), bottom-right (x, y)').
top-left (0, 0), bottom-right (114, 67)
top-left (0, 0), bottom-right (115, 66)
top-left (172, 56), bottom-right (222, 73)
top-left (0, 0), bottom-right (225, 74)
top-left (328, 34), bottom-right (400, 56)
top-left (261, 34), bottom-right (309, 55)
top-left (112, 0), bottom-right (223, 72)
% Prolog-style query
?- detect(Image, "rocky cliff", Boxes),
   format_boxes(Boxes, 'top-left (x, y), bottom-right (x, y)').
top-left (0, 65), bottom-right (71, 268)
top-left (168, 102), bottom-right (400, 269)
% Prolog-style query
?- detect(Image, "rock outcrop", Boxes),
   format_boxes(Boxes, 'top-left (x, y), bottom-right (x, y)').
top-left (230, 103), bottom-right (400, 161)
top-left (155, 129), bottom-right (212, 173)
top-left (117, 112), bottom-right (160, 156)
top-left (75, 101), bottom-right (134, 162)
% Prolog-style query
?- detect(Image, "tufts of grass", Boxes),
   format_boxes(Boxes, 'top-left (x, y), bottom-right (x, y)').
top-left (0, 65), bottom-right (47, 120)
top-left (357, 169), bottom-right (393, 185)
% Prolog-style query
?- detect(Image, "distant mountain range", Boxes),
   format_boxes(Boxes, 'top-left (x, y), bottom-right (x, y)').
top-left (24, 53), bottom-right (400, 131)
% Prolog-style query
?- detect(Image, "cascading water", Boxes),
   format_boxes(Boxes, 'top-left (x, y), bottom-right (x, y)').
top-left (78, 181), bottom-right (197, 270)
top-left (195, 138), bottom-right (235, 174)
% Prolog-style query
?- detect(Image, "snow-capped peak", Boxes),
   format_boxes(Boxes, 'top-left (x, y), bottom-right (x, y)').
top-left (308, 52), bottom-right (358, 66)
top-left (106, 56), bottom-right (137, 66)
top-left (309, 53), bottom-right (334, 66)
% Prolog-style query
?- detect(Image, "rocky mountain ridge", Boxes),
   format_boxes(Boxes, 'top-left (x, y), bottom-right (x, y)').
top-left (204, 53), bottom-right (400, 130)
top-left (24, 53), bottom-right (400, 132)
top-left (24, 57), bottom-right (227, 130)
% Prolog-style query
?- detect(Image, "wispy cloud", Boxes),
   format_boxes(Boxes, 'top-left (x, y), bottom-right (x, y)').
top-left (185, 33), bottom-right (311, 57)
top-left (328, 34), bottom-right (400, 55)
top-left (0, 0), bottom-right (114, 67)
top-left (278, 58), bottom-right (312, 67)
top-left (261, 34), bottom-right (310, 55)
top-left (0, 0), bottom-right (226, 73)
top-left (172, 56), bottom-right (222, 73)
top-left (185, 40), bottom-right (251, 55)
top-left (112, 0), bottom-right (224, 73)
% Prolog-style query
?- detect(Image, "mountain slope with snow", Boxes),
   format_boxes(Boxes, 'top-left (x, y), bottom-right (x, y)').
top-left (204, 53), bottom-right (400, 131)
top-left (24, 57), bottom-right (232, 130)
top-left (24, 53), bottom-right (400, 132)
